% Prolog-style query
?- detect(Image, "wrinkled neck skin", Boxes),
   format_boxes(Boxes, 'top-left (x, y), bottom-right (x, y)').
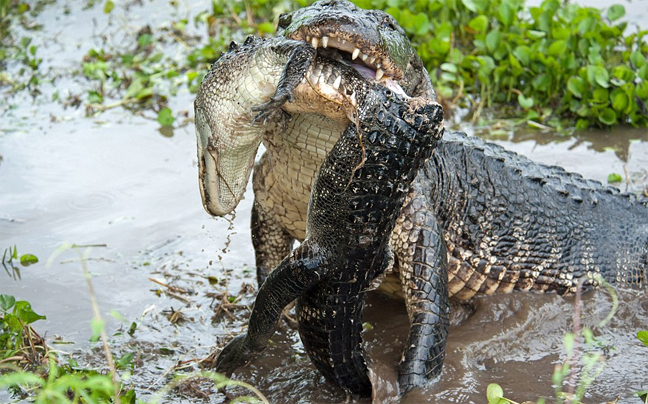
top-left (195, 36), bottom-right (380, 218)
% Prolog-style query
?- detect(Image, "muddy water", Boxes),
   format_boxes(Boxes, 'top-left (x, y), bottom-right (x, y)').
top-left (1, 1), bottom-right (647, 403)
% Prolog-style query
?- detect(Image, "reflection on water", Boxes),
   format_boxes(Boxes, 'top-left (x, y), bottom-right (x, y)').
top-left (509, 126), bottom-right (648, 163)
top-left (0, 0), bottom-right (647, 403)
top-left (463, 121), bottom-right (648, 194)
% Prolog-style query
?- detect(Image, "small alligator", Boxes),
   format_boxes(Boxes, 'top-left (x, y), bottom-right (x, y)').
top-left (198, 35), bottom-right (446, 396)
top-left (196, 0), bottom-right (648, 394)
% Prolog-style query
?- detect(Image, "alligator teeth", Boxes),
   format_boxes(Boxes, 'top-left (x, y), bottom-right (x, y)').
top-left (352, 48), bottom-right (361, 60)
top-left (340, 38), bottom-right (346, 45)
top-left (361, 53), bottom-right (368, 61)
top-left (332, 75), bottom-right (342, 90)
top-left (368, 56), bottom-right (376, 64)
top-left (375, 68), bottom-right (385, 80)
top-left (376, 62), bottom-right (382, 69)
top-left (321, 36), bottom-right (329, 48)
top-left (311, 37), bottom-right (319, 48)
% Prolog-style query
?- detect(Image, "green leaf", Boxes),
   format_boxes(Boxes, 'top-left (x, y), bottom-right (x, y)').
top-left (611, 90), bottom-right (630, 113)
top-left (440, 63), bottom-right (458, 73)
top-left (576, 104), bottom-right (591, 117)
top-left (567, 76), bottom-right (586, 98)
top-left (157, 107), bottom-right (174, 127)
top-left (19, 254), bottom-right (38, 266)
top-left (598, 108), bottom-right (617, 125)
top-left (640, 65), bottom-right (648, 81)
top-left (587, 65), bottom-right (610, 88)
top-left (103, 0), bottom-right (114, 14)
top-left (437, 85), bottom-right (454, 99)
top-left (548, 40), bottom-right (567, 57)
top-left (257, 22), bottom-right (274, 34)
top-left (127, 321), bottom-right (137, 336)
top-left (576, 119), bottom-right (590, 129)
top-left (607, 173), bottom-right (622, 183)
top-left (518, 94), bottom-right (534, 109)
top-left (411, 12), bottom-right (430, 35)
top-left (0, 371), bottom-right (45, 389)
top-left (477, 55), bottom-right (496, 79)
top-left (138, 34), bottom-right (153, 47)
top-left (527, 30), bottom-right (546, 39)
top-left (0, 295), bottom-right (16, 311)
top-left (513, 45), bottom-right (531, 65)
top-left (13, 301), bottom-right (46, 324)
top-left (593, 88), bottom-right (609, 103)
top-left (109, 310), bottom-right (126, 322)
top-left (596, 69), bottom-right (610, 88)
top-left (88, 90), bottom-right (104, 104)
top-left (630, 51), bottom-right (646, 68)
top-left (462, 0), bottom-right (479, 12)
top-left (498, 2), bottom-right (514, 26)
top-left (90, 318), bottom-right (104, 342)
top-left (532, 74), bottom-right (550, 91)
top-left (486, 30), bottom-right (502, 53)
top-left (637, 390), bottom-right (648, 403)
top-left (440, 72), bottom-right (458, 82)
top-left (564, 332), bottom-right (575, 353)
top-left (638, 330), bottom-right (648, 347)
top-left (486, 383), bottom-right (504, 403)
top-left (578, 17), bottom-right (596, 34)
top-left (468, 15), bottom-right (488, 33)
top-left (607, 5), bottom-right (625, 21)
top-left (116, 352), bottom-right (135, 370)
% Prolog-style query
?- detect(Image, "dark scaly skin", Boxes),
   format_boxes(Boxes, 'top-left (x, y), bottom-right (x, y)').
top-left (255, 1), bottom-right (451, 392)
top-left (196, 34), bottom-right (450, 396)
top-left (215, 83), bottom-right (445, 397)
top-left (422, 132), bottom-right (648, 298)
top-left (201, 0), bottom-right (648, 395)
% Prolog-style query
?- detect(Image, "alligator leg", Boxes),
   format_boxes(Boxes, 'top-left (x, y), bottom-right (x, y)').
top-left (214, 240), bottom-right (328, 376)
top-left (393, 181), bottom-right (450, 393)
top-left (251, 40), bottom-right (316, 124)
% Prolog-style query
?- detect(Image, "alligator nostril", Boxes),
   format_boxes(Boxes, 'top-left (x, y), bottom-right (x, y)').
top-left (278, 12), bottom-right (292, 28)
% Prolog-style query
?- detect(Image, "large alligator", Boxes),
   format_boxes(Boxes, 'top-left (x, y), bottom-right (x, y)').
top-left (196, 0), bottom-right (648, 394)
top-left (196, 35), bottom-right (446, 396)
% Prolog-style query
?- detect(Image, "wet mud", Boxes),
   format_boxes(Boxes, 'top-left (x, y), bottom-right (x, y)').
top-left (1, 0), bottom-right (647, 403)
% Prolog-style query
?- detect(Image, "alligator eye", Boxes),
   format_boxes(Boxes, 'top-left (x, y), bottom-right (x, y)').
top-left (382, 17), bottom-right (397, 30)
top-left (278, 12), bottom-right (292, 28)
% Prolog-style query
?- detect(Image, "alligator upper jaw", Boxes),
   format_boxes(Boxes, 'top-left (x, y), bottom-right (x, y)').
top-left (289, 30), bottom-right (400, 82)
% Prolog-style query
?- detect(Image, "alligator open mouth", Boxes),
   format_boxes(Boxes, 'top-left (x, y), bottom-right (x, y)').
top-left (287, 30), bottom-right (399, 82)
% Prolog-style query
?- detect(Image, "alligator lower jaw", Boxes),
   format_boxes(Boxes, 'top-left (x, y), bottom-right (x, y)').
top-left (295, 54), bottom-right (408, 124)
top-left (286, 30), bottom-right (402, 82)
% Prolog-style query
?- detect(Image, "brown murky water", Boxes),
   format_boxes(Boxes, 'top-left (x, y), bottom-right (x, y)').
top-left (1, 1), bottom-right (647, 403)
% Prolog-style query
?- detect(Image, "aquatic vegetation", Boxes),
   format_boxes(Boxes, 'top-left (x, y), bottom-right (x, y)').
top-left (88, 0), bottom-right (646, 130)
top-left (0, 244), bottom-right (269, 403)
top-left (4, 0), bottom-right (646, 131)
top-left (355, 0), bottom-right (648, 129)
top-left (2, 246), bottom-right (38, 281)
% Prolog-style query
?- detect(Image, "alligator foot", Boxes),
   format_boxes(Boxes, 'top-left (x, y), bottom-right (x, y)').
top-left (213, 334), bottom-right (257, 377)
top-left (252, 95), bottom-right (292, 124)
